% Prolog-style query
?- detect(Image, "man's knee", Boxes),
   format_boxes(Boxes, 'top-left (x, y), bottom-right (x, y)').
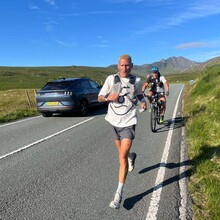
top-left (159, 100), bottom-right (166, 107)
top-left (147, 90), bottom-right (153, 97)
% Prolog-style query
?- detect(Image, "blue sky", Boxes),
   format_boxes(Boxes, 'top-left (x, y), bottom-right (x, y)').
top-left (1, 0), bottom-right (220, 67)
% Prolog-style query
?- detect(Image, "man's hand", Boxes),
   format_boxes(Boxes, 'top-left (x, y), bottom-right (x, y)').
top-left (106, 93), bottom-right (119, 102)
top-left (166, 91), bottom-right (169, 96)
top-left (141, 102), bottom-right (147, 111)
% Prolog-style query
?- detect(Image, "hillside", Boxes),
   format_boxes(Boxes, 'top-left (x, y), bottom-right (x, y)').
top-left (195, 56), bottom-right (220, 70)
top-left (0, 66), bottom-right (116, 90)
top-left (108, 56), bottom-right (220, 76)
top-left (1, 56), bottom-right (220, 91)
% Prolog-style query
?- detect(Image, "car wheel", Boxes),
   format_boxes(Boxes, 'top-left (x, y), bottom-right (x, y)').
top-left (79, 100), bottom-right (88, 116)
top-left (42, 112), bottom-right (53, 117)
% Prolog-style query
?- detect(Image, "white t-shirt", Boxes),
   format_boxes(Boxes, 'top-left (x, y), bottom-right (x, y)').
top-left (98, 73), bottom-right (143, 127)
top-left (157, 76), bottom-right (167, 93)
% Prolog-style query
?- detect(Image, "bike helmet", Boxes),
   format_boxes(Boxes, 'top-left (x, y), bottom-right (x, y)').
top-left (151, 67), bottom-right (159, 73)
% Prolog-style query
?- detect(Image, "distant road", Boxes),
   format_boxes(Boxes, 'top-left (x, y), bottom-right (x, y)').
top-left (0, 84), bottom-right (191, 220)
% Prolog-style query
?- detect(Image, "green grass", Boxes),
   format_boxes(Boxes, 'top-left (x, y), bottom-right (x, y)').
top-left (184, 64), bottom-right (220, 219)
top-left (165, 71), bottom-right (201, 84)
top-left (0, 66), bottom-right (115, 90)
top-left (0, 65), bottom-right (199, 90)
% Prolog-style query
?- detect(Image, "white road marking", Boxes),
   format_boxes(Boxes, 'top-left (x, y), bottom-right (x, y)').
top-left (0, 116), bottom-right (42, 128)
top-left (146, 86), bottom-right (184, 220)
top-left (179, 125), bottom-right (190, 219)
top-left (0, 117), bottom-right (94, 160)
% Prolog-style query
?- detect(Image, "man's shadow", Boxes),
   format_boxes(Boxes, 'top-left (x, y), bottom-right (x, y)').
top-left (123, 144), bottom-right (220, 210)
top-left (123, 160), bottom-right (191, 210)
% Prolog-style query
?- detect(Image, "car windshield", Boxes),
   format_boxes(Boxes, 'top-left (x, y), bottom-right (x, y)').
top-left (42, 81), bottom-right (73, 90)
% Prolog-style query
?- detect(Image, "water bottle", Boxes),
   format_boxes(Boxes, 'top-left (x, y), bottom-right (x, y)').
top-left (111, 82), bottom-right (121, 95)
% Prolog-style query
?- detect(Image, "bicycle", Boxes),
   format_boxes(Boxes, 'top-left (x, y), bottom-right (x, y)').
top-left (150, 93), bottom-right (163, 132)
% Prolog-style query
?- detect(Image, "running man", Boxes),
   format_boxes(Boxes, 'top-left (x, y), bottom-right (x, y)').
top-left (98, 54), bottom-right (146, 209)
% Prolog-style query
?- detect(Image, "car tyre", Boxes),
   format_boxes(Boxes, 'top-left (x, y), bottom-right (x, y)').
top-left (79, 100), bottom-right (88, 116)
top-left (42, 112), bottom-right (53, 117)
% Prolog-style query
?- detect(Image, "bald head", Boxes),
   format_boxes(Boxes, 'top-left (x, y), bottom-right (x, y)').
top-left (118, 54), bottom-right (132, 64)
top-left (117, 54), bottom-right (133, 78)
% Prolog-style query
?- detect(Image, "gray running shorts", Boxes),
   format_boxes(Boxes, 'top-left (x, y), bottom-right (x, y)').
top-left (112, 125), bottom-right (136, 140)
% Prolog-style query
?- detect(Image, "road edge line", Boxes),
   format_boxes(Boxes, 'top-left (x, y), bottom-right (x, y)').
top-left (146, 85), bottom-right (184, 220)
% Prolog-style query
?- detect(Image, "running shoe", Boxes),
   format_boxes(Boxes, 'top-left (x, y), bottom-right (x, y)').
top-left (160, 116), bottom-right (164, 124)
top-left (128, 152), bottom-right (137, 172)
top-left (109, 191), bottom-right (122, 209)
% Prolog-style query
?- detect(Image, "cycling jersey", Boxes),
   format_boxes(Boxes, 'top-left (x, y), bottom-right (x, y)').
top-left (146, 75), bottom-right (167, 93)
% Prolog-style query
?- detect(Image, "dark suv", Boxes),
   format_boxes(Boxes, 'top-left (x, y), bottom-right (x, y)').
top-left (36, 77), bottom-right (103, 117)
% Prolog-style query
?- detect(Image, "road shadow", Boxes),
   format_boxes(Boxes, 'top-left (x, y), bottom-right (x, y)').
top-left (124, 145), bottom-right (220, 210)
top-left (51, 104), bottom-right (108, 118)
top-left (123, 160), bottom-right (191, 210)
top-left (138, 160), bottom-right (191, 174)
top-left (190, 144), bottom-right (220, 170)
top-left (154, 116), bottom-right (186, 133)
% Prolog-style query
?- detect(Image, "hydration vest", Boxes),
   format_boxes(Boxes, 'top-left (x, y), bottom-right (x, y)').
top-left (149, 72), bottom-right (162, 92)
top-left (114, 74), bottom-right (136, 85)
top-left (110, 74), bottom-right (138, 115)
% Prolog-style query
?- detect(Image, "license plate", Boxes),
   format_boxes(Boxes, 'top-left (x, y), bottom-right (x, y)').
top-left (46, 102), bottom-right (59, 106)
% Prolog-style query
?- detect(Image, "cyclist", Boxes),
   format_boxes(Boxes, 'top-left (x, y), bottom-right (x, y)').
top-left (142, 66), bottom-right (169, 123)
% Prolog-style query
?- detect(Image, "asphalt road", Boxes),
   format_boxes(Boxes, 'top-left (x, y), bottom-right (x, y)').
top-left (0, 84), bottom-right (191, 220)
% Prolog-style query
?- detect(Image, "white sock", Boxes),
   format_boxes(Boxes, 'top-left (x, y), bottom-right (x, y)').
top-left (117, 182), bottom-right (124, 195)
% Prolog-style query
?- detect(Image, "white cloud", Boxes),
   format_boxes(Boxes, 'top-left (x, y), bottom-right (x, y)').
top-left (28, 2), bottom-right (39, 10)
top-left (58, 10), bottom-right (115, 17)
top-left (88, 10), bottom-right (115, 15)
top-left (29, 39), bottom-right (42, 44)
top-left (44, 0), bottom-right (56, 6)
top-left (43, 20), bottom-right (58, 32)
top-left (55, 40), bottom-right (76, 47)
top-left (166, 2), bottom-right (220, 26)
top-left (90, 44), bottom-right (110, 48)
top-left (176, 39), bottom-right (220, 49)
top-left (136, 0), bottom-right (220, 34)
top-left (90, 36), bottom-right (110, 48)
top-left (107, 0), bottom-right (171, 4)
top-left (176, 42), bottom-right (211, 49)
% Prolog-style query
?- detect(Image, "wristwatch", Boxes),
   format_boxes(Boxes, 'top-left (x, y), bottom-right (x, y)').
top-left (141, 98), bottom-right (146, 103)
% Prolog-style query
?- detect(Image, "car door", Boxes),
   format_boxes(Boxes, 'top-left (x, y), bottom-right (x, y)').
top-left (88, 79), bottom-right (101, 106)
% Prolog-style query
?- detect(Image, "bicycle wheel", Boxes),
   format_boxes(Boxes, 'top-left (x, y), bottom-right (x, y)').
top-left (157, 105), bottom-right (161, 124)
top-left (151, 105), bottom-right (157, 132)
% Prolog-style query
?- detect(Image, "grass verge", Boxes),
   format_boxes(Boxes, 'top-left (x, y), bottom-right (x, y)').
top-left (183, 64), bottom-right (220, 219)
top-left (0, 89), bottom-right (39, 123)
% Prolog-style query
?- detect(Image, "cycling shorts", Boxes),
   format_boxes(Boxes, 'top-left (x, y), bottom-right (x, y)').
top-left (150, 90), bottom-right (165, 99)
top-left (112, 125), bottom-right (136, 140)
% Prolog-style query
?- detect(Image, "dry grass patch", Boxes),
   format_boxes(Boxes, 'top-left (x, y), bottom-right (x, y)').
top-left (0, 89), bottom-right (38, 122)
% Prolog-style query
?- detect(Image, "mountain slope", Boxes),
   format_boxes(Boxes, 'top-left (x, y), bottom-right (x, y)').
top-left (148, 56), bottom-right (201, 73)
top-left (108, 56), bottom-right (203, 76)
